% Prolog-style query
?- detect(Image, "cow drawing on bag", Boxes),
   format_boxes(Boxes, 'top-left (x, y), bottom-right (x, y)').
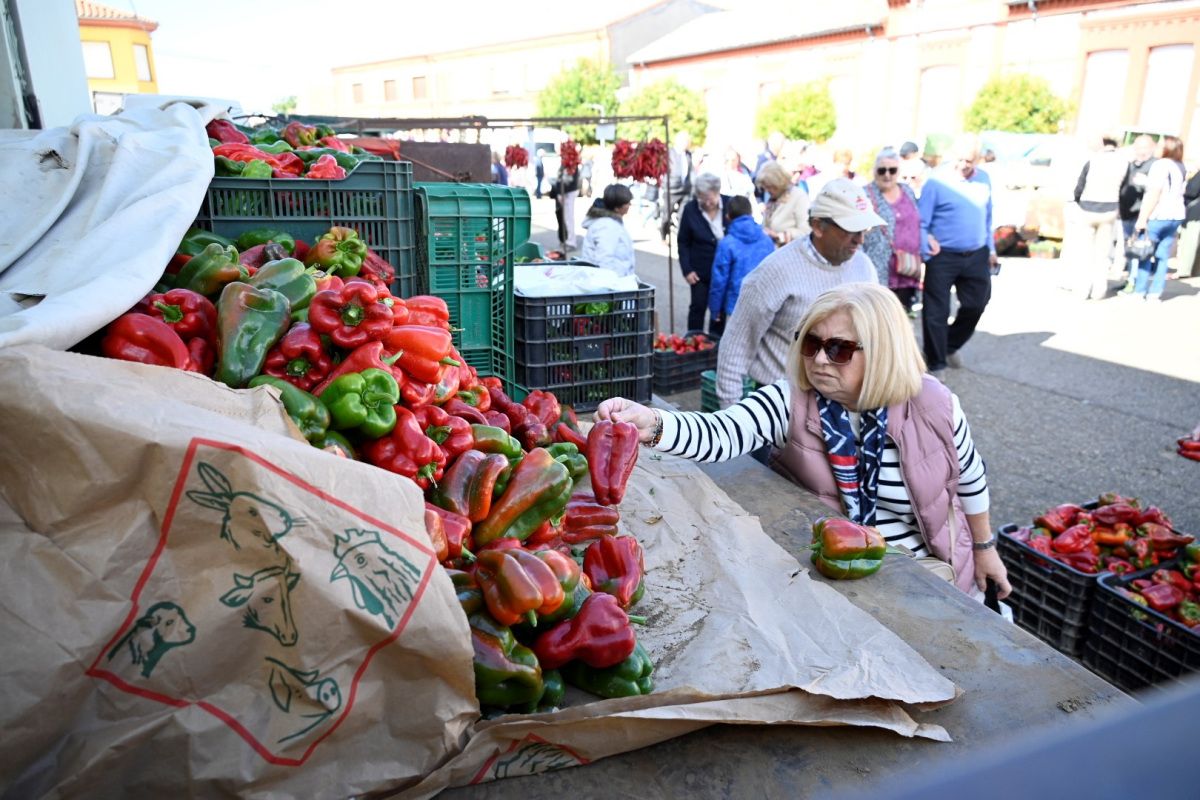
top-left (221, 566), bottom-right (300, 646)
top-left (330, 528), bottom-right (422, 629)
top-left (107, 601), bottom-right (197, 678)
top-left (185, 462), bottom-right (305, 643)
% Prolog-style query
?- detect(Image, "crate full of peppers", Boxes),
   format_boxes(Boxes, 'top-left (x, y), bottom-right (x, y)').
top-left (998, 493), bottom-right (1194, 658)
top-left (1083, 546), bottom-right (1200, 692)
top-left (89, 228), bottom-right (656, 713)
top-left (651, 331), bottom-right (717, 394)
top-left (205, 119), bottom-right (380, 181)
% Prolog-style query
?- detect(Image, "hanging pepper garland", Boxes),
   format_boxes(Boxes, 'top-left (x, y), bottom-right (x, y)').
top-left (559, 140), bottom-right (581, 175)
top-left (610, 138), bottom-right (667, 183)
top-left (504, 145), bottom-right (529, 170)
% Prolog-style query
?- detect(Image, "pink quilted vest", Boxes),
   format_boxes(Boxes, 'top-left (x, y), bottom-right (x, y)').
top-left (772, 376), bottom-right (977, 593)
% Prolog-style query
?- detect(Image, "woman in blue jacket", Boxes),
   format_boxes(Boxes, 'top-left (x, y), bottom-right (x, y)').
top-left (708, 195), bottom-right (775, 334)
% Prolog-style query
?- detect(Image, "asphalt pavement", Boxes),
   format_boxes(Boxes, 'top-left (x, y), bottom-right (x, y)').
top-left (524, 194), bottom-right (1200, 533)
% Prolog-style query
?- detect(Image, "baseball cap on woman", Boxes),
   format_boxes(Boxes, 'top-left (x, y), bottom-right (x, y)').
top-left (808, 178), bottom-right (886, 233)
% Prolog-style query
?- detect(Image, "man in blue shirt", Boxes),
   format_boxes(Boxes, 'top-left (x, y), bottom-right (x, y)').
top-left (917, 135), bottom-right (997, 372)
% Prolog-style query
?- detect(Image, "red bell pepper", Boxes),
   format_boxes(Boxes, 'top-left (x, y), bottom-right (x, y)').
top-left (456, 385), bottom-right (491, 411)
top-left (413, 404), bottom-right (473, 463)
top-left (1051, 524), bottom-right (1095, 555)
top-left (485, 410), bottom-right (512, 433)
top-left (212, 143), bottom-right (285, 170)
top-left (425, 503), bottom-right (473, 562)
top-left (522, 390), bottom-right (563, 429)
top-left (1058, 549), bottom-right (1099, 573)
top-left (583, 535), bottom-right (645, 610)
top-left (1130, 536), bottom-right (1158, 569)
top-left (432, 348), bottom-right (463, 404)
top-left (1092, 503), bottom-right (1139, 527)
top-left (561, 495), bottom-right (621, 544)
top-left (1138, 523), bottom-right (1194, 552)
top-left (1133, 506), bottom-right (1173, 528)
top-left (430, 450), bottom-right (510, 522)
top-left (443, 397), bottom-right (489, 425)
top-left (1033, 509), bottom-right (1072, 535)
top-left (308, 281), bottom-right (394, 350)
top-left (282, 121), bottom-right (319, 148)
top-left (361, 406), bottom-right (447, 490)
top-left (489, 386), bottom-right (550, 449)
top-left (1140, 581), bottom-right (1184, 612)
top-left (586, 420), bottom-right (640, 506)
top-left (238, 242), bottom-right (290, 271)
top-left (358, 249), bottom-right (398, 296)
top-left (305, 154), bottom-right (346, 180)
top-left (475, 548), bottom-right (566, 626)
top-left (400, 376), bottom-right (437, 409)
top-left (319, 135), bottom-right (351, 152)
top-left (186, 337), bottom-right (215, 375)
top-left (141, 288), bottom-right (217, 344)
top-left (533, 592), bottom-right (639, 669)
top-left (1152, 568), bottom-right (1194, 595)
top-left (205, 119), bottom-right (248, 144)
top-left (404, 295), bottom-right (451, 330)
top-left (422, 505), bottom-right (451, 563)
top-left (1098, 492), bottom-right (1140, 508)
top-left (272, 151), bottom-right (305, 178)
top-left (312, 340), bottom-right (401, 396)
top-left (102, 313), bottom-right (192, 370)
top-left (383, 325), bottom-right (460, 384)
top-left (1105, 558), bottom-right (1135, 576)
top-left (262, 322), bottom-right (334, 391)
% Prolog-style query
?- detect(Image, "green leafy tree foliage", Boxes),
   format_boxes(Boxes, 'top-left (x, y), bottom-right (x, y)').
top-left (536, 59), bottom-right (621, 144)
top-left (617, 79), bottom-right (707, 143)
top-left (754, 81), bottom-right (836, 143)
top-left (272, 96), bottom-right (298, 116)
top-left (963, 74), bottom-right (1069, 134)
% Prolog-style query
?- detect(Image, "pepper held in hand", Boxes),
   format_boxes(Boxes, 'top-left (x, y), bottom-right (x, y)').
top-left (809, 517), bottom-right (887, 580)
top-left (586, 420), bottom-right (640, 506)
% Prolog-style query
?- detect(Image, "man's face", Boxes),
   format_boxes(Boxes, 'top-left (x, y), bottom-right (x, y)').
top-left (811, 218), bottom-right (865, 265)
top-left (952, 147), bottom-right (979, 179)
top-left (1134, 136), bottom-right (1156, 162)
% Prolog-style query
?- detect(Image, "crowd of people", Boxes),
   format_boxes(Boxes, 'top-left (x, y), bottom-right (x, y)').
top-left (494, 128), bottom-right (1198, 604)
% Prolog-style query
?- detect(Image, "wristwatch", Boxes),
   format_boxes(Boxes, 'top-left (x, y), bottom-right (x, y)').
top-left (972, 538), bottom-right (997, 551)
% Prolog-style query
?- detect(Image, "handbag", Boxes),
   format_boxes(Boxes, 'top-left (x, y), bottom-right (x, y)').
top-left (893, 250), bottom-right (923, 278)
top-left (1125, 233), bottom-right (1154, 261)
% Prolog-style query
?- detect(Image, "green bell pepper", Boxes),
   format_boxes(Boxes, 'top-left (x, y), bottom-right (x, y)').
top-left (563, 641), bottom-right (654, 698)
top-left (249, 128), bottom-right (281, 145)
top-left (314, 430), bottom-right (356, 459)
top-left (248, 375), bottom-right (330, 444)
top-left (546, 442), bottom-right (589, 482)
top-left (247, 257), bottom-right (316, 311)
top-left (473, 448), bottom-right (572, 545)
top-left (176, 242), bottom-right (247, 297)
top-left (471, 424), bottom-right (523, 459)
top-left (178, 227), bottom-right (236, 258)
top-left (236, 229), bottom-right (296, 254)
top-left (469, 611), bottom-right (544, 709)
top-left (293, 147), bottom-right (362, 171)
top-left (240, 159), bottom-right (274, 179)
top-left (207, 137), bottom-right (222, 148)
top-left (319, 367), bottom-right (400, 438)
top-left (809, 517), bottom-right (887, 580)
top-left (214, 282), bottom-right (291, 388)
top-left (255, 140), bottom-right (294, 155)
top-left (516, 668), bottom-right (564, 714)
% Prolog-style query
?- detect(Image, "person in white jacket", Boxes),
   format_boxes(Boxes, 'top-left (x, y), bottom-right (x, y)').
top-left (580, 184), bottom-right (636, 276)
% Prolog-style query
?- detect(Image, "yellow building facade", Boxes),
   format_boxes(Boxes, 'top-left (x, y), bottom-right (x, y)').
top-left (75, 0), bottom-right (158, 113)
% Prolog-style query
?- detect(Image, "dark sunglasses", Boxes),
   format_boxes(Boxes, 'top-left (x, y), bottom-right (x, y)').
top-left (796, 332), bottom-right (863, 365)
top-left (876, 166), bottom-right (898, 175)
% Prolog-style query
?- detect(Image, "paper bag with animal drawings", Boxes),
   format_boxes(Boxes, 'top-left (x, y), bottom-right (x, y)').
top-left (0, 345), bottom-right (477, 799)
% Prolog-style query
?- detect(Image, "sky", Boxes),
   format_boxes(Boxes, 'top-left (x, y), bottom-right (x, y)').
top-left (112, 0), bottom-right (671, 114)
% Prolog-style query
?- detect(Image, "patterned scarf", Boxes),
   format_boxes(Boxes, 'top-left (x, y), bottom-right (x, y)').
top-left (816, 393), bottom-right (889, 525)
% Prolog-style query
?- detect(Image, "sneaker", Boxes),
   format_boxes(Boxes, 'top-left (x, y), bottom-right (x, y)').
top-left (1120, 280), bottom-right (1136, 295)
top-left (947, 351), bottom-right (964, 369)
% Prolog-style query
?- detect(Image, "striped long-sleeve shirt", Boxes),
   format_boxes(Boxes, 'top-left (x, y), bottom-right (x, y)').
top-left (714, 236), bottom-right (879, 408)
top-left (657, 381), bottom-right (989, 556)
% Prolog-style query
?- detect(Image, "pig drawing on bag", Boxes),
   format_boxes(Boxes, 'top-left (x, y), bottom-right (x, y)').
top-left (185, 462), bottom-right (305, 643)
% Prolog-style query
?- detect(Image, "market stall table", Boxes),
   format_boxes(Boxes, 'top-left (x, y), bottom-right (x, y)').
top-left (442, 448), bottom-right (1132, 798)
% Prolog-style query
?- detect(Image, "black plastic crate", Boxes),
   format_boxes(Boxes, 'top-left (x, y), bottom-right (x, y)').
top-left (514, 282), bottom-right (654, 412)
top-left (997, 524), bottom-right (1100, 658)
top-left (1083, 563), bottom-right (1200, 693)
top-left (193, 160), bottom-right (420, 297)
top-left (652, 336), bottom-right (719, 394)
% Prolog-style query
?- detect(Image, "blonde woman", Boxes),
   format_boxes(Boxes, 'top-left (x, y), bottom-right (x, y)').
top-left (597, 282), bottom-right (1010, 600)
top-left (756, 160), bottom-right (810, 247)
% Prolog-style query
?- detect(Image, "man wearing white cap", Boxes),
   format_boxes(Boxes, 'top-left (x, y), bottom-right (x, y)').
top-left (715, 178), bottom-right (883, 408)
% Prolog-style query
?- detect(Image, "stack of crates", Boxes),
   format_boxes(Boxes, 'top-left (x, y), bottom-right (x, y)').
top-left (514, 282), bottom-right (655, 412)
top-left (193, 160), bottom-right (420, 297)
top-left (415, 183), bottom-right (530, 392)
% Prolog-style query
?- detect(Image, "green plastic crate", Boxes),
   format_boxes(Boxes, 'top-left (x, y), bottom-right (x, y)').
top-left (416, 183), bottom-right (530, 388)
top-left (699, 369), bottom-right (757, 412)
top-left (193, 160), bottom-right (419, 297)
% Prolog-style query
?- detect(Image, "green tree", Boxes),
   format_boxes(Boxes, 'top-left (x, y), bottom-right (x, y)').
top-left (754, 81), bottom-right (837, 143)
top-left (535, 59), bottom-right (621, 144)
top-left (272, 96), bottom-right (298, 116)
top-left (617, 78), bottom-right (707, 144)
top-left (963, 74), bottom-right (1069, 134)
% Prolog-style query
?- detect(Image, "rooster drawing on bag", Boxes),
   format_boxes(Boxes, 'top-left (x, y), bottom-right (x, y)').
top-left (186, 462), bottom-right (306, 645)
top-left (330, 528), bottom-right (422, 629)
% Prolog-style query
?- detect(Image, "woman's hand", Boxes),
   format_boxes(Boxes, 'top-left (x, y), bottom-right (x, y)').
top-left (973, 548), bottom-right (1012, 599)
top-left (594, 398), bottom-right (659, 443)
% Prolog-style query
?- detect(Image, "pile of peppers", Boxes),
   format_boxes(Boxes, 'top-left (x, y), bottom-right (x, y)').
top-left (205, 119), bottom-right (379, 181)
top-left (1113, 543), bottom-right (1200, 632)
top-left (96, 231), bottom-right (654, 713)
top-left (1007, 493), bottom-right (1194, 576)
